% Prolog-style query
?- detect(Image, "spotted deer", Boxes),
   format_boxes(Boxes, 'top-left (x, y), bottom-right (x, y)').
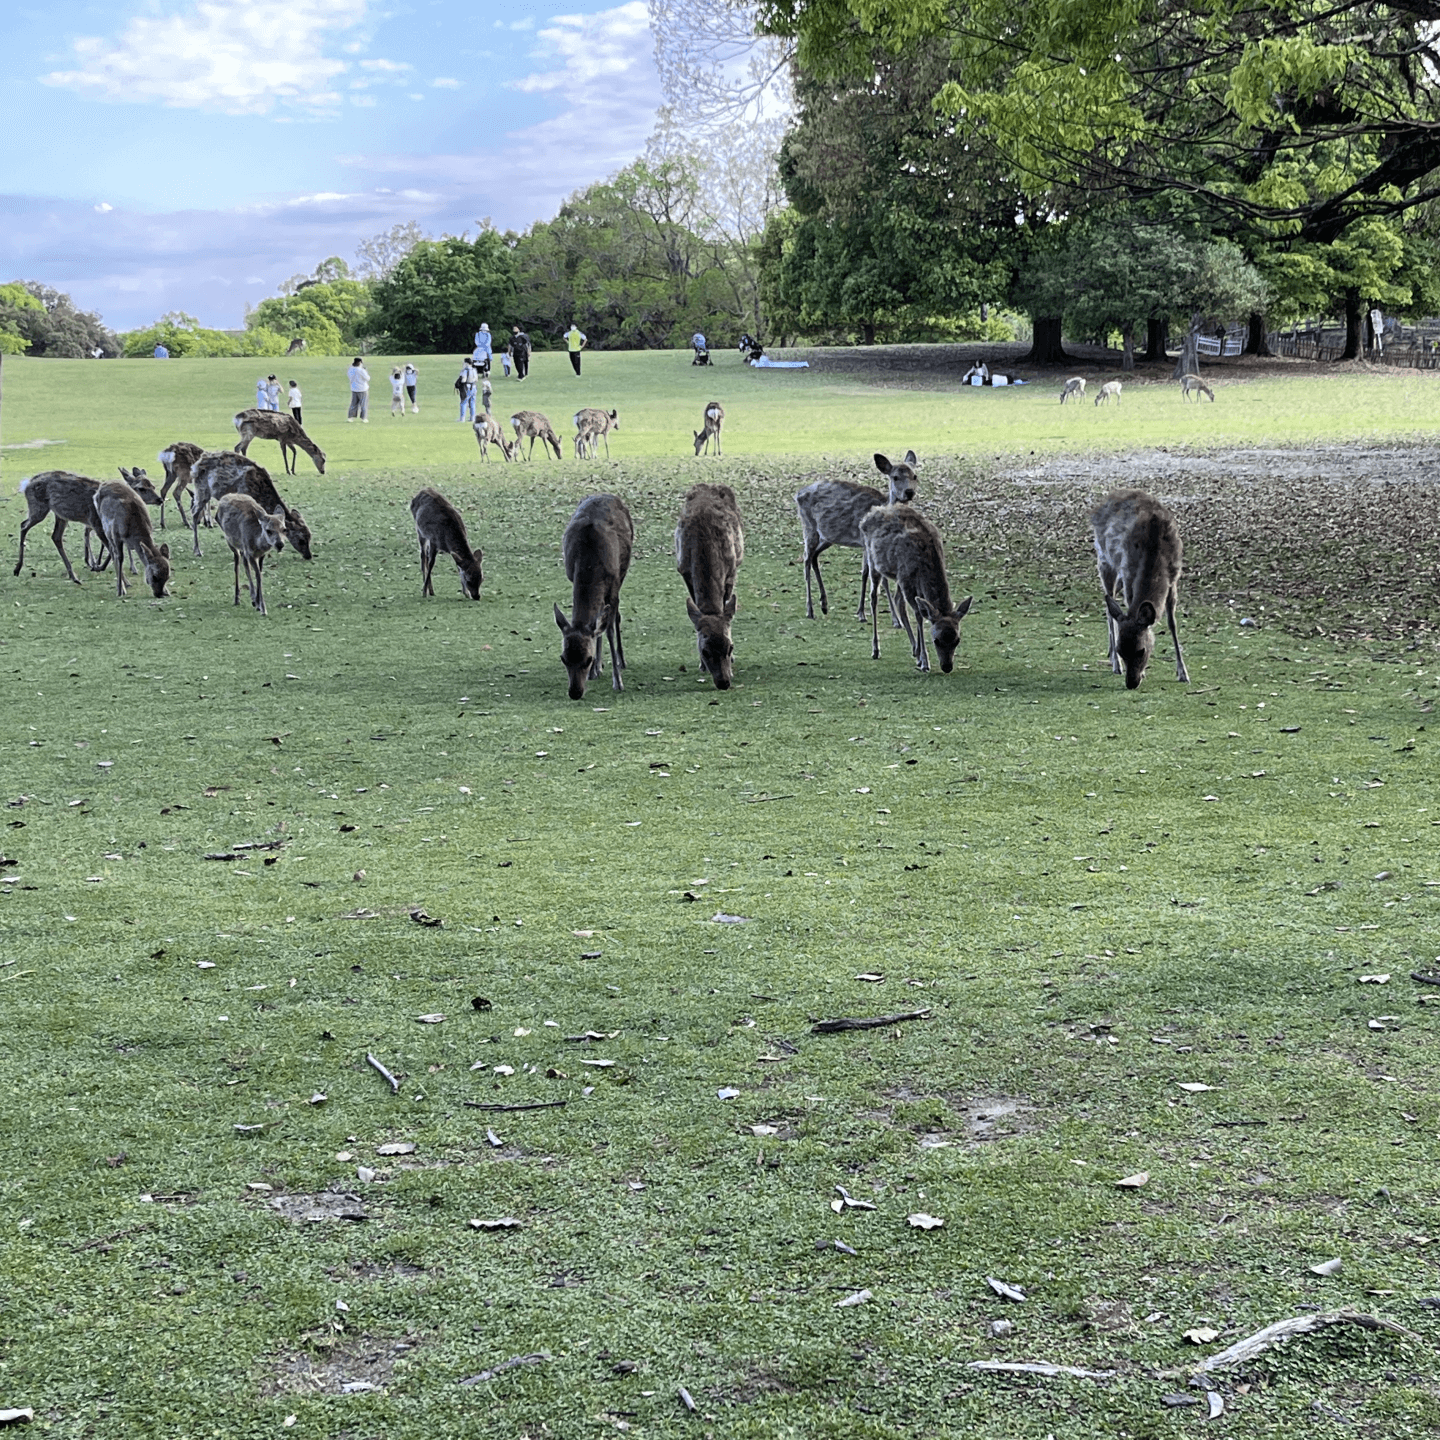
top-left (216, 493), bottom-right (287, 615)
top-left (14, 469), bottom-right (161, 582)
top-left (693, 401), bottom-right (724, 456)
top-left (859, 504), bottom-right (971, 673)
top-left (409, 488), bottom-right (483, 600)
top-left (796, 450), bottom-right (918, 622)
top-left (1094, 380), bottom-right (1122, 406)
top-left (675, 482), bottom-right (744, 689)
top-left (510, 410), bottom-right (563, 460)
top-left (91, 479), bottom-right (171, 598)
top-left (1060, 377), bottom-right (1087, 404)
top-left (189, 451), bottom-right (312, 561)
top-left (232, 409), bottom-right (327, 475)
top-left (156, 442), bottom-right (204, 527)
top-left (1180, 374), bottom-right (1215, 402)
top-left (472, 414), bottom-right (514, 462)
top-left (554, 493), bottom-right (633, 699)
top-left (1090, 488), bottom-right (1189, 689)
top-left (574, 408), bottom-right (619, 459)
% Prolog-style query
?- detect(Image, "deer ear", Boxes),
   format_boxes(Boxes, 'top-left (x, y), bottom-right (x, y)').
top-left (554, 603), bottom-right (569, 630)
top-left (159, 544), bottom-right (170, 559)
top-left (1136, 600), bottom-right (1157, 627)
top-left (904, 450), bottom-right (918, 466)
top-left (873, 453), bottom-right (890, 474)
top-left (914, 596), bottom-right (934, 621)
top-left (955, 594), bottom-right (973, 619)
top-left (686, 597), bottom-right (704, 626)
top-left (1105, 594), bottom-right (1127, 622)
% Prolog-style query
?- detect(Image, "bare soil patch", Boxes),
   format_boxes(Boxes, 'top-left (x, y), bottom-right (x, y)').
top-left (265, 1334), bottom-right (420, 1397)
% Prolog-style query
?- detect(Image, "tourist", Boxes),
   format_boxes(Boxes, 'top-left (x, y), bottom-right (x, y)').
top-left (288, 379), bottom-right (302, 424)
top-left (390, 368), bottom-right (405, 417)
top-left (403, 362), bottom-right (418, 412)
top-left (565, 321), bottom-right (587, 376)
top-left (511, 326), bottom-right (531, 381)
top-left (347, 356), bottom-right (370, 422)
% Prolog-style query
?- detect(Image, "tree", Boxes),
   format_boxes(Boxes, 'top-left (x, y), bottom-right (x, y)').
top-left (3, 283), bottom-right (118, 357)
top-left (355, 222), bottom-right (428, 281)
top-left (0, 283), bottom-right (42, 354)
top-left (247, 275), bottom-right (372, 353)
top-left (369, 230), bottom-right (516, 351)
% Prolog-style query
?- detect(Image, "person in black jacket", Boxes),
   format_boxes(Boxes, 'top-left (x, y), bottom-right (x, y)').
top-left (511, 326), bottom-right (531, 381)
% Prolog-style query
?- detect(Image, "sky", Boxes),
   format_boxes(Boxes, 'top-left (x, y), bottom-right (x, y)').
top-left (0, 0), bottom-right (666, 329)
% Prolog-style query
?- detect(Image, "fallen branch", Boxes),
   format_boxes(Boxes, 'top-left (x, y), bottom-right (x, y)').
top-left (1166, 1309), bottom-right (1419, 1377)
top-left (366, 1053), bottom-right (401, 1095)
top-left (967, 1361), bottom-right (1116, 1380)
top-left (463, 1099), bottom-right (567, 1113)
top-left (459, 1352), bottom-right (548, 1386)
top-left (812, 1008), bottom-right (930, 1034)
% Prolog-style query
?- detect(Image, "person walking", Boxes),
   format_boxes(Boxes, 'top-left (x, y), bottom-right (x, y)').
top-left (288, 379), bottom-right (303, 424)
top-left (390, 368), bottom-right (405, 417)
top-left (565, 321), bottom-right (587, 376)
top-left (511, 326), bottom-right (531, 381)
top-left (256, 375), bottom-right (269, 410)
top-left (481, 376), bottom-right (493, 414)
top-left (472, 323), bottom-right (493, 377)
top-left (265, 374), bottom-right (281, 412)
top-left (456, 358), bottom-right (477, 422)
top-left (347, 356), bottom-right (370, 422)
top-left (499, 341), bottom-right (512, 379)
top-left (403, 362), bottom-right (418, 412)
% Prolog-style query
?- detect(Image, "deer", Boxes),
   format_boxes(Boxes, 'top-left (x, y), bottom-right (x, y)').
top-left (1060, 377), bottom-right (1086, 403)
top-left (574, 408), bottom-right (619, 459)
top-left (472, 414), bottom-right (514, 462)
top-left (92, 478), bottom-right (171, 598)
top-left (233, 409), bottom-right (326, 476)
top-left (409, 488), bottom-right (483, 600)
top-left (156, 442), bottom-right (204, 528)
top-left (693, 401), bottom-right (725, 456)
top-left (554, 493), bottom-right (633, 699)
top-left (216, 493), bottom-right (287, 616)
top-left (859, 504), bottom-right (972, 673)
top-left (1090, 488), bottom-right (1189, 689)
top-left (1180, 374), bottom-right (1215, 402)
top-left (675, 483), bottom-right (744, 690)
top-left (189, 451), bottom-right (312, 561)
top-left (1094, 380), bottom-right (1122, 406)
top-left (796, 451), bottom-right (918, 623)
top-left (14, 469), bottom-right (161, 583)
top-left (510, 410), bottom-right (563, 460)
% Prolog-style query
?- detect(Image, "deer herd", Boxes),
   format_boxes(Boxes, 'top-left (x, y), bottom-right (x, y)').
top-left (11, 399), bottom-right (1189, 694)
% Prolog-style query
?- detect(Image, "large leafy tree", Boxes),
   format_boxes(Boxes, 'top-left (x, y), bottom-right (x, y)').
top-left (247, 262), bottom-right (372, 354)
top-left (3, 282), bottom-right (118, 357)
top-left (369, 231), bottom-right (517, 352)
top-left (759, 0), bottom-right (1440, 357)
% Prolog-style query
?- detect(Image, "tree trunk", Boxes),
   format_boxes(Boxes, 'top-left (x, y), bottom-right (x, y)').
top-left (1022, 314), bottom-right (1069, 364)
top-left (860, 321), bottom-right (876, 346)
top-left (1245, 310), bottom-right (1273, 357)
top-left (1121, 322), bottom-right (1135, 373)
top-left (1172, 315), bottom-right (1201, 380)
top-left (1143, 316), bottom-right (1168, 362)
top-left (980, 302), bottom-right (989, 322)
top-left (1342, 287), bottom-right (1362, 360)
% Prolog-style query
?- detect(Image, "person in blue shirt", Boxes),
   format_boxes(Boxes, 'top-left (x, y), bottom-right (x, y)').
top-left (154, 344), bottom-right (169, 359)
top-left (472, 323), bottom-right (493, 376)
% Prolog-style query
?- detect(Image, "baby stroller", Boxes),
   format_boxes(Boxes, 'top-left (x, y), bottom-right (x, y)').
top-left (691, 332), bottom-right (711, 365)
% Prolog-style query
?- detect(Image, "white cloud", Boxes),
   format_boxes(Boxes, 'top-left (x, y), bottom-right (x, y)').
top-left (432, 77), bottom-right (462, 88)
top-left (94, 202), bottom-right (113, 213)
top-left (512, 3), bottom-right (650, 95)
top-left (359, 58), bottom-right (411, 73)
top-left (42, 0), bottom-right (370, 115)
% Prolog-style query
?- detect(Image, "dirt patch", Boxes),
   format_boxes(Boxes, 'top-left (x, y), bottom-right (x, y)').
top-left (265, 1334), bottom-right (420, 1397)
top-left (960, 1095), bottom-right (1032, 1144)
top-left (267, 1190), bottom-right (369, 1223)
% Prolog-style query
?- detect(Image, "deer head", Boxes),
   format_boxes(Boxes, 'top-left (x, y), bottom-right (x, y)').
top-left (914, 594), bottom-right (972, 673)
top-left (555, 602), bottom-right (610, 699)
top-left (1105, 595), bottom-right (1157, 689)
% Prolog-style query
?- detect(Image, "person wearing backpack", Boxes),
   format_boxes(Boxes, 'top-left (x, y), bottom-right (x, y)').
top-left (455, 358), bottom-right (476, 422)
top-left (511, 326), bottom-right (531, 381)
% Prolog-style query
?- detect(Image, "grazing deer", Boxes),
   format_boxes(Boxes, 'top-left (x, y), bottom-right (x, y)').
top-left (156, 442), bottom-right (204, 528)
top-left (675, 482), bottom-right (744, 689)
top-left (1094, 380), bottom-right (1122, 406)
top-left (1060, 377), bottom-right (1087, 404)
top-left (1180, 374), bottom-right (1215, 402)
top-left (554, 493), bottom-right (633, 699)
top-left (92, 479), bottom-right (171, 598)
top-left (472, 414), bottom-right (514, 462)
top-left (796, 450), bottom-right (918, 622)
top-left (409, 488), bottom-right (483, 600)
top-left (693, 401), bottom-right (725, 456)
top-left (859, 504), bottom-right (972, 673)
top-left (510, 410), bottom-right (563, 460)
top-left (574, 408), bottom-right (619, 459)
top-left (14, 469), bottom-right (160, 582)
top-left (1090, 488), bottom-right (1189, 689)
top-left (216, 493), bottom-right (287, 616)
top-left (190, 451), bottom-right (312, 561)
top-left (233, 409), bottom-right (327, 475)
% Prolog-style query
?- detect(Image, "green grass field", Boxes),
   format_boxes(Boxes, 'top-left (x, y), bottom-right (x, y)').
top-left (2, 350), bottom-right (1439, 1438)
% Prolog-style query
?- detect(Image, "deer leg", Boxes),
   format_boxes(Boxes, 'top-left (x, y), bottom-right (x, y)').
top-left (1167, 584), bottom-right (1189, 682)
top-left (254, 554), bottom-right (267, 616)
top-left (885, 578), bottom-right (902, 628)
top-left (14, 510), bottom-right (41, 577)
top-left (613, 608), bottom-right (626, 672)
top-left (420, 542), bottom-right (436, 597)
top-left (609, 619), bottom-right (624, 691)
top-left (113, 534), bottom-right (128, 598)
top-left (48, 519), bottom-right (82, 584)
top-left (191, 498), bottom-right (205, 558)
top-left (870, 571), bottom-right (882, 660)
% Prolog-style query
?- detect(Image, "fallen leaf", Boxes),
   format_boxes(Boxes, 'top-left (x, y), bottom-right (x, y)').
top-left (854, 973), bottom-right (885, 983)
top-left (835, 1289), bottom-right (872, 1308)
top-left (907, 1213), bottom-right (945, 1230)
top-left (712, 912), bottom-right (749, 924)
top-left (493, 1065), bottom-right (515, 1076)
top-left (308, 1092), bottom-right (327, 1106)
top-left (376, 1142), bottom-right (415, 1156)
top-left (1184, 1326), bottom-right (1220, 1344)
top-left (1116, 1172), bottom-right (1150, 1189)
top-left (196, 960), bottom-right (216, 970)
top-left (986, 1277), bottom-right (1026, 1303)
top-left (408, 907), bottom-right (443, 928)
top-left (469, 1217), bottom-right (522, 1230)
top-left (1358, 974), bottom-right (1391, 984)
top-left (416, 1013), bottom-right (445, 1024)
top-left (0, 1410), bottom-right (35, 1425)
top-left (356, 1166), bottom-right (377, 1183)
top-left (1177, 1082), bottom-right (1216, 1093)
top-left (486, 1128), bottom-right (503, 1148)
top-left (750, 1124), bottom-right (779, 1137)
top-left (513, 1027), bottom-right (531, 1037)
top-left (1309, 1257), bottom-right (1343, 1277)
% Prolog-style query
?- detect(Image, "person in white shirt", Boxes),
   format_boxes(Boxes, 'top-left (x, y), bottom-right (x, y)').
top-left (403, 363), bottom-right (418, 412)
top-left (288, 380), bottom-right (302, 424)
top-left (265, 374), bottom-right (281, 411)
top-left (390, 369), bottom-right (405, 417)
top-left (347, 357), bottom-right (370, 422)
top-left (256, 376), bottom-right (269, 410)
top-left (457, 358), bottom-right (476, 422)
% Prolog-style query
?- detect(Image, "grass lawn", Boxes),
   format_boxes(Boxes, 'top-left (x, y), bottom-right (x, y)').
top-left (2, 350), bottom-right (1439, 1438)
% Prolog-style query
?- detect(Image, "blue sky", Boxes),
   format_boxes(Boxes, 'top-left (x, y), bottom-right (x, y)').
top-left (1, 0), bottom-right (664, 328)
